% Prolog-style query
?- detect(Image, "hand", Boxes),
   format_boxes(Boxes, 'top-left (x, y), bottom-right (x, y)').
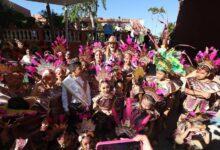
top-left (130, 91), bottom-right (135, 99)
top-left (189, 127), bottom-right (200, 132)
top-left (164, 109), bottom-right (170, 116)
top-left (133, 134), bottom-right (152, 150)
top-left (200, 92), bottom-right (211, 99)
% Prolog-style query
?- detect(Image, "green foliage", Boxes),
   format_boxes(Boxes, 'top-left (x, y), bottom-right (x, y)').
top-left (68, 0), bottom-right (107, 23)
top-left (40, 10), bottom-right (64, 29)
top-left (167, 22), bottom-right (175, 34)
top-left (148, 7), bottom-right (166, 15)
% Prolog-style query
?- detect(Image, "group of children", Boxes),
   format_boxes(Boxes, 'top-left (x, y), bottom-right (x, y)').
top-left (1, 35), bottom-right (220, 149)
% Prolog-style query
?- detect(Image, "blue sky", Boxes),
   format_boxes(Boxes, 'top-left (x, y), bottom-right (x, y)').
top-left (11, 0), bottom-right (179, 35)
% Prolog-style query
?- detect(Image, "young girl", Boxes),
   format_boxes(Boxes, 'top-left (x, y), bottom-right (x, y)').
top-left (114, 91), bottom-right (160, 138)
top-left (122, 52), bottom-right (134, 74)
top-left (92, 80), bottom-right (116, 140)
top-left (78, 132), bottom-right (94, 150)
top-left (93, 80), bottom-right (114, 116)
top-left (174, 120), bottom-right (210, 149)
top-left (55, 67), bottom-right (65, 86)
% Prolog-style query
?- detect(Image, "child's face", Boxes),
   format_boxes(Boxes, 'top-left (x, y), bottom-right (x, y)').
top-left (82, 136), bottom-right (91, 150)
top-left (141, 98), bottom-right (152, 110)
top-left (124, 53), bottom-right (131, 64)
top-left (100, 82), bottom-right (110, 94)
top-left (55, 68), bottom-right (63, 78)
top-left (196, 66), bottom-right (209, 80)
top-left (95, 51), bottom-right (103, 62)
top-left (73, 66), bottom-right (82, 77)
top-left (156, 70), bottom-right (166, 80)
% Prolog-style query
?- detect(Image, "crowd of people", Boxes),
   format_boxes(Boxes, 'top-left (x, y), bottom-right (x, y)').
top-left (1, 34), bottom-right (220, 150)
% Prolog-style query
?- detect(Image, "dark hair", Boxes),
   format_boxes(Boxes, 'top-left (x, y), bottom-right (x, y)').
top-left (142, 94), bottom-right (155, 106)
top-left (7, 97), bottom-right (29, 110)
top-left (68, 60), bottom-right (82, 72)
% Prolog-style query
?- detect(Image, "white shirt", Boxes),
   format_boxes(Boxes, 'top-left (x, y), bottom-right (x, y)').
top-left (20, 55), bottom-right (31, 65)
top-left (62, 75), bottom-right (91, 112)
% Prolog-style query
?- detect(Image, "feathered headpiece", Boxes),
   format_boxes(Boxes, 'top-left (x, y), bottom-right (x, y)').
top-left (113, 98), bottom-right (151, 138)
top-left (154, 47), bottom-right (186, 76)
top-left (95, 68), bottom-right (112, 82)
top-left (76, 119), bottom-right (95, 135)
top-left (92, 41), bottom-right (103, 53)
top-left (78, 45), bottom-right (93, 63)
top-left (195, 47), bottom-right (220, 70)
top-left (51, 36), bottom-right (67, 55)
top-left (142, 80), bottom-right (165, 101)
top-left (36, 59), bottom-right (55, 77)
top-left (119, 36), bottom-right (140, 54)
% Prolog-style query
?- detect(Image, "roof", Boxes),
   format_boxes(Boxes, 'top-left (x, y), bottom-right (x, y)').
top-left (3, 0), bottom-right (31, 16)
top-left (27, 0), bottom-right (91, 6)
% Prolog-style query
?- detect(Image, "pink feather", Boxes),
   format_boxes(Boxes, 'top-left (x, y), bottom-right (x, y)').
top-left (126, 35), bottom-right (133, 45)
top-left (25, 66), bottom-right (37, 73)
top-left (214, 59), bottom-right (220, 66)
top-left (119, 43), bottom-right (128, 52)
top-left (93, 42), bottom-right (102, 48)
top-left (125, 98), bottom-right (133, 121)
top-left (136, 114), bottom-right (151, 132)
top-left (78, 45), bottom-right (84, 55)
top-left (209, 50), bottom-right (218, 60)
top-left (147, 50), bottom-right (155, 59)
top-left (156, 88), bottom-right (166, 96)
top-left (31, 58), bottom-right (39, 66)
top-left (133, 43), bottom-right (139, 51)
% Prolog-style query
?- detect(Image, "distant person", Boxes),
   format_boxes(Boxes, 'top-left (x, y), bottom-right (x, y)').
top-left (20, 49), bottom-right (32, 65)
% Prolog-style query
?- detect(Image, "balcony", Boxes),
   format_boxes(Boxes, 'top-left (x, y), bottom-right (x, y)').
top-left (1, 28), bottom-right (128, 44)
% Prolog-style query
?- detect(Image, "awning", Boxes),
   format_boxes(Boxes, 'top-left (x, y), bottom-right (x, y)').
top-left (27, 0), bottom-right (89, 6)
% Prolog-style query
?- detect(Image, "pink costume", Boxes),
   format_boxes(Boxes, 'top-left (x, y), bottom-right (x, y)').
top-left (183, 77), bottom-right (220, 113)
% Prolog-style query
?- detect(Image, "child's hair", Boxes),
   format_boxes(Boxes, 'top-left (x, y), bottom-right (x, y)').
top-left (99, 79), bottom-right (111, 89)
top-left (68, 60), bottom-right (81, 72)
top-left (114, 79), bottom-right (124, 88)
top-left (78, 132), bottom-right (94, 142)
top-left (142, 94), bottom-right (155, 106)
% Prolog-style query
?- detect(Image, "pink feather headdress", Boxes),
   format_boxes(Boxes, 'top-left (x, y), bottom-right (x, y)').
top-left (142, 80), bottom-right (165, 101)
top-left (195, 47), bottom-right (220, 70)
top-left (78, 45), bottom-right (93, 63)
top-left (119, 35), bottom-right (140, 54)
top-left (112, 98), bottom-right (151, 138)
top-left (51, 36), bottom-right (67, 55)
top-left (25, 53), bottom-right (57, 77)
top-left (92, 41), bottom-right (103, 53)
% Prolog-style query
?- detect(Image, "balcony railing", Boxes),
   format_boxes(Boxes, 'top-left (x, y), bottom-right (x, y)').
top-left (1, 28), bottom-right (128, 44)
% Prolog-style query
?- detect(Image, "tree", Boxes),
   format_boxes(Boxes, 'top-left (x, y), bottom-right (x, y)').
top-left (148, 7), bottom-right (166, 15)
top-left (40, 10), bottom-right (64, 29)
top-left (167, 22), bottom-right (175, 35)
top-left (148, 6), bottom-right (166, 20)
top-left (68, 0), bottom-right (107, 29)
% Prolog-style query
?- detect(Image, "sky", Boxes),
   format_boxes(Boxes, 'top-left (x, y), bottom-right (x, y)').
top-left (11, 0), bottom-right (179, 35)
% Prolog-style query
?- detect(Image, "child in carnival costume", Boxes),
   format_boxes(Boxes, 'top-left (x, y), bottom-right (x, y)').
top-left (52, 36), bottom-right (67, 67)
top-left (92, 70), bottom-right (117, 141)
top-left (145, 46), bottom-right (186, 115)
top-left (112, 87), bottom-right (161, 139)
top-left (181, 47), bottom-right (220, 113)
top-left (77, 119), bottom-right (96, 150)
top-left (31, 60), bottom-right (65, 124)
top-left (119, 36), bottom-right (144, 98)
